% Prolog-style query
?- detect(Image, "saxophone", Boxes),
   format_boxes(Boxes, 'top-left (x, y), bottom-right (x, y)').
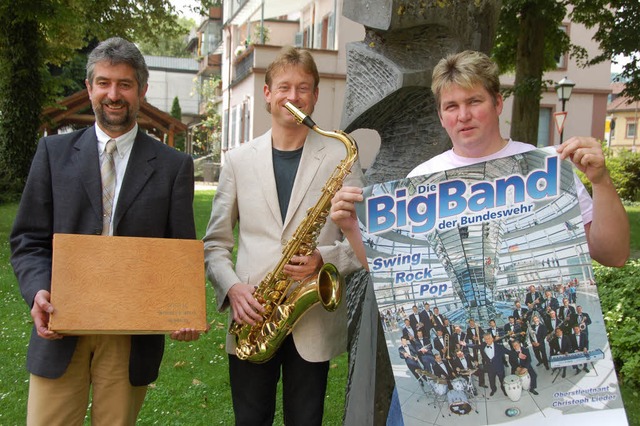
top-left (228, 102), bottom-right (359, 363)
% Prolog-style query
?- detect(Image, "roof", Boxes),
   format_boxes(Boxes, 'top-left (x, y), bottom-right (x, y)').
top-left (40, 89), bottom-right (188, 147)
top-left (144, 55), bottom-right (199, 72)
top-left (608, 94), bottom-right (640, 113)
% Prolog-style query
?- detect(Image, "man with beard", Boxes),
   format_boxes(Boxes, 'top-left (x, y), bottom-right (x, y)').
top-left (10, 37), bottom-right (201, 425)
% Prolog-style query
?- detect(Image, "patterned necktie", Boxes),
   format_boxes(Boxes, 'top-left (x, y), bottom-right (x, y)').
top-left (101, 139), bottom-right (117, 235)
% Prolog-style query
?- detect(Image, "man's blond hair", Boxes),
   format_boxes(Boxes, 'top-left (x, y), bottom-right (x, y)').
top-left (431, 50), bottom-right (500, 108)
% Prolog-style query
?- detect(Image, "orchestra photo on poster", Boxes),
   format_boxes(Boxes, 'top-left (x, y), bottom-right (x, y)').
top-left (355, 148), bottom-right (626, 425)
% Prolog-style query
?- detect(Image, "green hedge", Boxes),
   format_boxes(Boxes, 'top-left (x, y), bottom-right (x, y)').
top-left (595, 260), bottom-right (640, 387)
top-left (578, 145), bottom-right (640, 203)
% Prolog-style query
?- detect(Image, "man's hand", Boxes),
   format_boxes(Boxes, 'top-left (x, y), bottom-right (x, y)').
top-left (227, 282), bottom-right (265, 326)
top-left (284, 249), bottom-right (323, 281)
top-left (330, 186), bottom-right (363, 234)
top-left (170, 325), bottom-right (210, 342)
top-left (556, 136), bottom-right (608, 185)
top-left (32, 290), bottom-right (62, 340)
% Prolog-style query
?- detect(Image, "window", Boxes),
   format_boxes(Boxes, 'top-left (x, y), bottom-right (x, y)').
top-left (626, 121), bottom-right (636, 139)
top-left (555, 24), bottom-right (569, 70)
top-left (321, 15), bottom-right (329, 49)
top-left (537, 107), bottom-right (552, 147)
top-left (222, 109), bottom-right (229, 150)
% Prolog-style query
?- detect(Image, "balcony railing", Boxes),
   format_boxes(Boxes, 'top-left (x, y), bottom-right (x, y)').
top-left (232, 45), bottom-right (254, 85)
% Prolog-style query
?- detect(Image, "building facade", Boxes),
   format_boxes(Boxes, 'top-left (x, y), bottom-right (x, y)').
top-left (217, 1), bottom-right (612, 169)
top-left (607, 82), bottom-right (639, 152)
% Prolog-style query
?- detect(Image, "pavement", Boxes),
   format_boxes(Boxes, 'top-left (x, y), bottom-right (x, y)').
top-left (195, 182), bottom-right (217, 191)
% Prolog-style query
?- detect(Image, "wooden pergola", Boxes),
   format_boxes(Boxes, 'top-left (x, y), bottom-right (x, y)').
top-left (40, 89), bottom-right (188, 147)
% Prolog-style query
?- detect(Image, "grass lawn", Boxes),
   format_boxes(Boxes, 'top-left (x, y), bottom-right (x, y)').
top-left (0, 190), bottom-right (346, 425)
top-left (0, 194), bottom-right (638, 425)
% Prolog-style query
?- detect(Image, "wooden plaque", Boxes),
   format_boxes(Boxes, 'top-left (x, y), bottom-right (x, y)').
top-left (49, 233), bottom-right (207, 334)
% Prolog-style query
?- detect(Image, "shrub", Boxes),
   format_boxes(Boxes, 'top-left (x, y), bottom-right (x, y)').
top-left (595, 260), bottom-right (640, 387)
top-left (578, 144), bottom-right (640, 202)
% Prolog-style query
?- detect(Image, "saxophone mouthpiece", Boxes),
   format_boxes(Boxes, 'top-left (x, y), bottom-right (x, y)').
top-left (284, 102), bottom-right (317, 130)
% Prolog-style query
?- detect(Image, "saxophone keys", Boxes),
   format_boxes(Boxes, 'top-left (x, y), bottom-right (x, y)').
top-left (263, 321), bottom-right (278, 337)
top-left (276, 304), bottom-right (293, 321)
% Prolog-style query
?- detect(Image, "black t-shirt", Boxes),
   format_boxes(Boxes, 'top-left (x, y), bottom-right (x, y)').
top-left (273, 146), bottom-right (303, 223)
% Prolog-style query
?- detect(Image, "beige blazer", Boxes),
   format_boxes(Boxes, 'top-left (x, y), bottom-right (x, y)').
top-left (204, 129), bottom-right (365, 362)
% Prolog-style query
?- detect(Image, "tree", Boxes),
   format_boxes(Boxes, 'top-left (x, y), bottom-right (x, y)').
top-left (137, 17), bottom-right (196, 58)
top-left (170, 96), bottom-right (186, 152)
top-left (0, 0), bottom-right (187, 200)
top-left (492, 0), bottom-right (575, 145)
top-left (571, 0), bottom-right (640, 101)
top-left (192, 77), bottom-right (222, 160)
top-left (493, 1), bottom-right (640, 144)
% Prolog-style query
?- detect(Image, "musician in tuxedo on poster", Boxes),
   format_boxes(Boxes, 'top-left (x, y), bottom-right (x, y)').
top-left (570, 325), bottom-right (590, 373)
top-left (466, 319), bottom-right (484, 363)
top-left (487, 319), bottom-right (501, 341)
top-left (504, 316), bottom-right (523, 348)
top-left (431, 353), bottom-right (455, 388)
top-left (545, 310), bottom-right (561, 335)
top-left (550, 327), bottom-right (571, 378)
top-left (575, 306), bottom-right (592, 335)
top-left (525, 285), bottom-right (543, 307)
top-left (542, 290), bottom-right (559, 313)
top-left (443, 318), bottom-right (455, 336)
top-left (509, 341), bottom-right (538, 395)
top-left (413, 329), bottom-right (436, 372)
top-left (558, 298), bottom-right (577, 327)
top-left (399, 337), bottom-right (423, 383)
top-left (401, 318), bottom-right (416, 342)
top-left (480, 333), bottom-right (508, 397)
top-left (452, 349), bottom-right (486, 389)
top-left (432, 307), bottom-right (445, 329)
top-left (419, 302), bottom-right (434, 337)
top-left (529, 315), bottom-right (550, 370)
top-left (451, 325), bottom-right (467, 354)
top-left (513, 300), bottom-right (528, 322)
top-left (409, 305), bottom-right (422, 337)
top-left (433, 327), bottom-right (448, 357)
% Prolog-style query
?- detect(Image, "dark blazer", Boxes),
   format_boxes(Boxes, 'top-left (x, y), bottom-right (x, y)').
top-left (558, 305), bottom-right (577, 326)
top-left (10, 127), bottom-right (196, 386)
top-left (530, 322), bottom-right (548, 345)
top-left (419, 309), bottom-right (433, 336)
top-left (451, 352), bottom-right (475, 373)
top-left (570, 332), bottom-right (589, 352)
top-left (541, 297), bottom-right (559, 312)
top-left (550, 335), bottom-right (572, 355)
top-left (408, 312), bottom-right (422, 336)
top-left (480, 341), bottom-right (508, 374)
top-left (508, 347), bottom-right (532, 372)
top-left (432, 359), bottom-right (455, 380)
top-left (513, 307), bottom-right (528, 321)
top-left (525, 291), bottom-right (543, 306)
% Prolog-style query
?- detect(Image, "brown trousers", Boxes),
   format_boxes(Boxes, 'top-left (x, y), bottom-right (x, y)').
top-left (27, 335), bottom-right (147, 426)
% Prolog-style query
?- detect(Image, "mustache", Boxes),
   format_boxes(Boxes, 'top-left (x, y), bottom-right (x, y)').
top-left (101, 100), bottom-right (128, 107)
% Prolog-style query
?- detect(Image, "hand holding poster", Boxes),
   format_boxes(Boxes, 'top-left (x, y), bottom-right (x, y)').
top-left (355, 147), bottom-right (627, 425)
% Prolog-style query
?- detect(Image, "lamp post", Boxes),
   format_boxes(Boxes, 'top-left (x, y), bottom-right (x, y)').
top-left (555, 76), bottom-right (575, 143)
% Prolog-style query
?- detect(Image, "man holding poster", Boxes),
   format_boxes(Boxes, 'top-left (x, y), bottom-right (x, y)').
top-left (331, 49), bottom-right (629, 268)
top-left (330, 49), bottom-right (630, 424)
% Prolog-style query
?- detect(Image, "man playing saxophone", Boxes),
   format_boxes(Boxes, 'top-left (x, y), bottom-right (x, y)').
top-left (204, 46), bottom-right (364, 426)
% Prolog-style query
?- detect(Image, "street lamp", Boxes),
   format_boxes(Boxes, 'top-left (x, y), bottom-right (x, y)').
top-left (555, 76), bottom-right (575, 143)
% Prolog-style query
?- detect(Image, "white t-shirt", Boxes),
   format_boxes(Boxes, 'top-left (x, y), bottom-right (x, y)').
top-left (407, 140), bottom-right (593, 224)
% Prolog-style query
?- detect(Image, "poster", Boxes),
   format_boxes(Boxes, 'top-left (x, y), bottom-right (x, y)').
top-left (355, 147), bottom-right (627, 425)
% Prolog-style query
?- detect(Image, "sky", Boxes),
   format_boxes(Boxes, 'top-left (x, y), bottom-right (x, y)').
top-left (170, 0), bottom-right (202, 22)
